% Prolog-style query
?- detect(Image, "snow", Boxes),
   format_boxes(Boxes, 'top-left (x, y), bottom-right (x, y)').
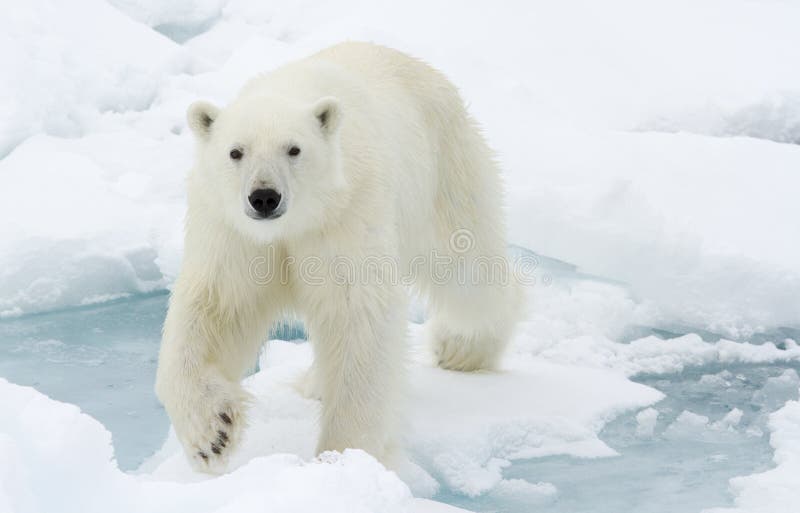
top-left (141, 336), bottom-right (662, 499)
top-left (3, 327), bottom-right (798, 512)
top-left (1, 0), bottom-right (799, 331)
top-left (507, 132), bottom-right (800, 337)
top-left (0, 377), bottom-right (467, 513)
top-left (531, 333), bottom-right (800, 377)
top-left (0, 334), bottom-right (661, 513)
top-left (1, 0), bottom-right (800, 511)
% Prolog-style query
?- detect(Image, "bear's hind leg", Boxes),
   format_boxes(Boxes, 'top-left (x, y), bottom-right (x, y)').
top-left (425, 274), bottom-right (521, 371)
top-left (421, 107), bottom-right (522, 371)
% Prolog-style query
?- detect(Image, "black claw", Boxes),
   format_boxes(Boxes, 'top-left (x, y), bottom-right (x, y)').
top-left (218, 430), bottom-right (229, 442)
top-left (211, 443), bottom-right (222, 455)
top-left (198, 451), bottom-right (208, 461)
top-left (219, 412), bottom-right (232, 425)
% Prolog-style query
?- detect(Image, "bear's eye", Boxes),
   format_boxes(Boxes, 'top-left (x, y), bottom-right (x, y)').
top-left (230, 148), bottom-right (243, 160)
top-left (288, 146), bottom-right (301, 157)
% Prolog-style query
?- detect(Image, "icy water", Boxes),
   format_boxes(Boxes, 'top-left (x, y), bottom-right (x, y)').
top-left (0, 292), bottom-right (171, 469)
top-left (1, 294), bottom-right (796, 512)
top-left (438, 364), bottom-right (799, 513)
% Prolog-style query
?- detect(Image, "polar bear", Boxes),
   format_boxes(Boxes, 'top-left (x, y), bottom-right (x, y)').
top-left (155, 42), bottom-right (521, 472)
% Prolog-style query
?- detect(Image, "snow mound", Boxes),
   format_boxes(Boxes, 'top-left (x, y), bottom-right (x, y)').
top-left (0, 0), bottom-right (185, 156)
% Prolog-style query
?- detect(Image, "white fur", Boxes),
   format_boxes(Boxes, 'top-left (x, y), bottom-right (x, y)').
top-left (155, 42), bottom-right (521, 473)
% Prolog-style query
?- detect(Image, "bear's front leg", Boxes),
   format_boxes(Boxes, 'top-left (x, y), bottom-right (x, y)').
top-left (155, 278), bottom-right (268, 473)
top-left (156, 363), bottom-right (249, 472)
top-left (307, 283), bottom-right (406, 463)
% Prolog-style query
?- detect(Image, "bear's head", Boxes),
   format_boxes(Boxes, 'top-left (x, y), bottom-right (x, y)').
top-left (186, 94), bottom-right (344, 243)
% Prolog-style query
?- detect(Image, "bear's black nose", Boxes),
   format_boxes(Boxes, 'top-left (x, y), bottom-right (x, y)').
top-left (248, 188), bottom-right (282, 217)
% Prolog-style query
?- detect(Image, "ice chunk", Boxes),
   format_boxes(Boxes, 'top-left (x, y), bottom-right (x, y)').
top-left (635, 407), bottom-right (659, 438)
top-left (699, 370), bottom-right (734, 388)
top-left (664, 411), bottom-right (711, 439)
top-left (538, 333), bottom-right (800, 377)
top-left (666, 409), bottom-right (750, 441)
top-left (712, 409), bottom-right (744, 430)
top-left (752, 369), bottom-right (800, 411)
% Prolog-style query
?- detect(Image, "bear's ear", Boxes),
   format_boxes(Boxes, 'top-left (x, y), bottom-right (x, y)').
top-left (312, 97), bottom-right (341, 136)
top-left (187, 101), bottom-right (221, 139)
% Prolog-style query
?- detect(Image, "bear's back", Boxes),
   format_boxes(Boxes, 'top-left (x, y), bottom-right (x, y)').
top-left (237, 42), bottom-right (461, 123)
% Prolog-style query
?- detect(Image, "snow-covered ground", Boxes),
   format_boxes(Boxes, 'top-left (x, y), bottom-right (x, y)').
top-left (1, 1), bottom-right (800, 512)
